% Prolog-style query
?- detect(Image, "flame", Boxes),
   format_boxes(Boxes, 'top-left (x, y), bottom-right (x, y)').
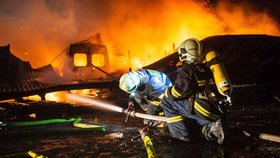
top-left (131, 58), bottom-right (144, 70)
top-left (29, 113), bottom-right (36, 118)
top-left (74, 53), bottom-right (87, 67)
top-left (45, 92), bottom-right (63, 102)
top-left (22, 91), bottom-right (68, 102)
top-left (23, 95), bottom-right (41, 101)
top-left (91, 54), bottom-right (105, 67)
top-left (20, 89), bottom-right (110, 103)
top-left (1, 0), bottom-right (279, 71)
top-left (95, 0), bottom-right (280, 71)
top-left (70, 89), bottom-right (100, 98)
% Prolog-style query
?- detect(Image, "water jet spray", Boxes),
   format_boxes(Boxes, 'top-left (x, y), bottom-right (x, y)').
top-left (66, 93), bottom-right (167, 122)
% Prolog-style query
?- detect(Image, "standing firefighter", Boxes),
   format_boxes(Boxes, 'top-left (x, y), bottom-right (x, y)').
top-left (162, 38), bottom-right (232, 144)
top-left (119, 69), bottom-right (172, 127)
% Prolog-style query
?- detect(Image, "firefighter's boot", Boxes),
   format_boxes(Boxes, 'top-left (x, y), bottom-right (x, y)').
top-left (203, 119), bottom-right (224, 144)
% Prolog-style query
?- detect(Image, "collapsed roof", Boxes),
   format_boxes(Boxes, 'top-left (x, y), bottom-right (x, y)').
top-left (145, 34), bottom-right (280, 86)
top-left (0, 45), bottom-right (117, 101)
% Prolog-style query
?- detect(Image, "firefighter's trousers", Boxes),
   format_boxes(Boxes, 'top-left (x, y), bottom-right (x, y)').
top-left (162, 96), bottom-right (211, 138)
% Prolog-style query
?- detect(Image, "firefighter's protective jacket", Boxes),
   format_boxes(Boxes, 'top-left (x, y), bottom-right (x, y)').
top-left (130, 69), bottom-right (172, 115)
top-left (164, 63), bottom-right (211, 100)
top-left (164, 62), bottom-right (227, 119)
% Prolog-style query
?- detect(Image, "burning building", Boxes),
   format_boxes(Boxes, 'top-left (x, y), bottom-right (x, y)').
top-left (57, 35), bottom-right (112, 83)
top-left (0, 34), bottom-right (119, 101)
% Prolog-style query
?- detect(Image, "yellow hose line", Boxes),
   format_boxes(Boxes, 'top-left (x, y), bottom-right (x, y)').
top-left (73, 117), bottom-right (106, 131)
top-left (28, 151), bottom-right (47, 158)
top-left (143, 135), bottom-right (157, 158)
top-left (73, 122), bottom-right (105, 130)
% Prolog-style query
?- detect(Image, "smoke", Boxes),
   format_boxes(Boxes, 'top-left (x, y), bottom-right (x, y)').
top-left (0, 0), bottom-right (279, 70)
top-left (214, 1), bottom-right (280, 34)
top-left (0, 0), bottom-right (78, 68)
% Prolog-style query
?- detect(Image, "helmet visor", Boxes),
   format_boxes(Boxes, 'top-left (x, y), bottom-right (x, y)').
top-left (126, 85), bottom-right (137, 93)
top-left (178, 48), bottom-right (196, 64)
top-left (185, 55), bottom-right (196, 64)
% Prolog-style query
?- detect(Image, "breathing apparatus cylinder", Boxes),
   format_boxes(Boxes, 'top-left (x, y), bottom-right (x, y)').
top-left (205, 51), bottom-right (232, 96)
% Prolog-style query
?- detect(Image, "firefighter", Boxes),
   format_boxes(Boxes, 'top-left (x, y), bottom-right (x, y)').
top-left (119, 69), bottom-right (172, 126)
top-left (162, 38), bottom-right (232, 144)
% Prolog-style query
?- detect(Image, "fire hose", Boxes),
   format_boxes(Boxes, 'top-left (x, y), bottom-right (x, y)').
top-left (66, 93), bottom-right (160, 157)
top-left (5, 117), bottom-right (105, 131)
top-left (66, 93), bottom-right (280, 143)
top-left (66, 93), bottom-right (167, 122)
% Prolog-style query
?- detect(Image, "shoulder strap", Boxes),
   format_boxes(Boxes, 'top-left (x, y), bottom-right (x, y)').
top-left (205, 56), bottom-right (222, 67)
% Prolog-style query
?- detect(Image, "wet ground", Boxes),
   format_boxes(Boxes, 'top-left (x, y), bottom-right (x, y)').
top-left (0, 87), bottom-right (279, 158)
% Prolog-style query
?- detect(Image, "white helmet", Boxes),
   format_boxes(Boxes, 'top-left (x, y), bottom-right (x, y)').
top-left (177, 38), bottom-right (203, 64)
top-left (119, 71), bottom-right (141, 93)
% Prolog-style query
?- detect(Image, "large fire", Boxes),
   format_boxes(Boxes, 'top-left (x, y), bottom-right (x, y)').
top-left (1, 0), bottom-right (280, 102)
top-left (0, 0), bottom-right (279, 72)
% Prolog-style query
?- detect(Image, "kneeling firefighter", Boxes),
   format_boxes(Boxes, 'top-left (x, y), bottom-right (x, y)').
top-left (162, 38), bottom-right (232, 144)
top-left (119, 69), bottom-right (172, 127)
